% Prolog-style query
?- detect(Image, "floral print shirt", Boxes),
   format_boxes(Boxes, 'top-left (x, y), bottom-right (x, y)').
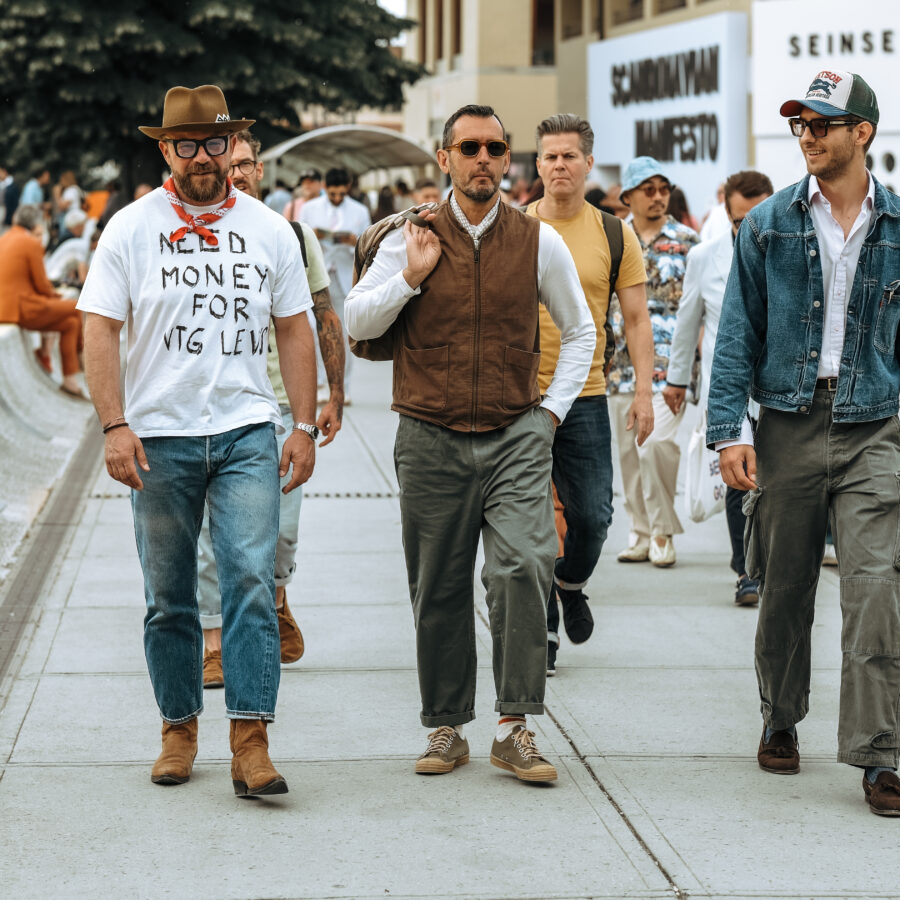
top-left (607, 215), bottom-right (700, 395)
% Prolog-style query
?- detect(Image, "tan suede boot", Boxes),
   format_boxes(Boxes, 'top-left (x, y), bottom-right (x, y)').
top-left (150, 717), bottom-right (198, 785)
top-left (230, 719), bottom-right (288, 797)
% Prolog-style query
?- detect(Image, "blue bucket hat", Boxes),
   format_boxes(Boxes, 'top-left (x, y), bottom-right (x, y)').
top-left (621, 156), bottom-right (670, 195)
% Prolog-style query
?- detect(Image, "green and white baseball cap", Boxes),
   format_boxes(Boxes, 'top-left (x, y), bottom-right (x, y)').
top-left (780, 69), bottom-right (879, 124)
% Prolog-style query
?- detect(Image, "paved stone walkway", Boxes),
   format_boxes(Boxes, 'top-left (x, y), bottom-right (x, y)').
top-left (1, 360), bottom-right (897, 900)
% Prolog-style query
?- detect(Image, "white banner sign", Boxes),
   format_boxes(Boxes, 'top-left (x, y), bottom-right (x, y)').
top-left (587, 12), bottom-right (748, 218)
top-left (752, 0), bottom-right (900, 192)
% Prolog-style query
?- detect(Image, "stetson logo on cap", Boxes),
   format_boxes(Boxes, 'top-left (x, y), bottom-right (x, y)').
top-left (139, 85), bottom-right (254, 139)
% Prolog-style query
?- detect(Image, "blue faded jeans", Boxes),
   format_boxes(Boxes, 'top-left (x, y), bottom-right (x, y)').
top-left (547, 395), bottom-right (614, 635)
top-left (131, 422), bottom-right (281, 723)
top-left (197, 408), bottom-right (302, 628)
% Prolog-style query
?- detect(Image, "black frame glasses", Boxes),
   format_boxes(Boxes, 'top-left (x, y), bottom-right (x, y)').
top-left (444, 139), bottom-right (509, 158)
top-left (788, 118), bottom-right (859, 138)
top-left (169, 136), bottom-right (229, 159)
top-left (228, 159), bottom-right (258, 176)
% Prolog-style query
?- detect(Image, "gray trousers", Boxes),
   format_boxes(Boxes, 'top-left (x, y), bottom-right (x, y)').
top-left (745, 390), bottom-right (900, 767)
top-left (394, 408), bottom-right (557, 727)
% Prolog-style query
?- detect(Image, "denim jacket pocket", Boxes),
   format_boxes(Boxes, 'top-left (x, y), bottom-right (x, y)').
top-left (874, 281), bottom-right (900, 355)
top-left (742, 487), bottom-right (766, 582)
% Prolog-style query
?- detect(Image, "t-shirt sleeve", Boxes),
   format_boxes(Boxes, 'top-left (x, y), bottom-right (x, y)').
top-left (299, 223), bottom-right (330, 294)
top-left (76, 232), bottom-right (130, 321)
top-left (271, 223), bottom-right (313, 318)
top-left (615, 224), bottom-right (647, 290)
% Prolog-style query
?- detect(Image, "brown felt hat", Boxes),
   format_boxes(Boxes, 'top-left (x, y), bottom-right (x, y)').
top-left (138, 85), bottom-right (255, 139)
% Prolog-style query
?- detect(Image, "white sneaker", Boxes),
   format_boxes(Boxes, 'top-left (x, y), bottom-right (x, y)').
top-left (617, 532), bottom-right (650, 563)
top-left (822, 544), bottom-right (838, 567)
top-left (649, 535), bottom-right (676, 568)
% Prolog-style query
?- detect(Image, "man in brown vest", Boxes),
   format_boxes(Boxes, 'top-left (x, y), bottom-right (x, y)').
top-left (345, 104), bottom-right (595, 783)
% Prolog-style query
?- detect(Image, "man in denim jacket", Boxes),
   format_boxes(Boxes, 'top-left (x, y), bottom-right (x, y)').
top-left (708, 69), bottom-right (900, 816)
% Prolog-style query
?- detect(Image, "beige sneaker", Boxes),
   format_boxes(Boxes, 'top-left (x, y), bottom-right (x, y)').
top-left (415, 726), bottom-right (469, 774)
top-left (649, 535), bottom-right (676, 568)
top-left (617, 532), bottom-right (650, 563)
top-left (490, 724), bottom-right (557, 782)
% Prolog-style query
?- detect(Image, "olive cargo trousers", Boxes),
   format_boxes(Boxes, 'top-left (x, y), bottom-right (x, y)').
top-left (744, 388), bottom-right (900, 768)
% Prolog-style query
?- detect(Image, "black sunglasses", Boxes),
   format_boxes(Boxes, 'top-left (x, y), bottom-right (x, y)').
top-left (444, 139), bottom-right (509, 158)
top-left (169, 136), bottom-right (229, 159)
top-left (788, 118), bottom-right (859, 139)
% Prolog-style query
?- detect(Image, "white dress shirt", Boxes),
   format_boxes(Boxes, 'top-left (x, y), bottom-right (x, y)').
top-left (344, 199), bottom-right (596, 424)
top-left (717, 173), bottom-right (874, 450)
top-left (300, 194), bottom-right (371, 299)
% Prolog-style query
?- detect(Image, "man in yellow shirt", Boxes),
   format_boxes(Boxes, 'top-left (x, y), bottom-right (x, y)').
top-left (528, 114), bottom-right (654, 674)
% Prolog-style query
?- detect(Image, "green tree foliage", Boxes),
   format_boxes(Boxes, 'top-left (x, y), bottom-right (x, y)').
top-left (0, 0), bottom-right (422, 180)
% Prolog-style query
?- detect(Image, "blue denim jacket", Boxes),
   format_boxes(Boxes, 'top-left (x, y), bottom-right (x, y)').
top-left (707, 174), bottom-right (900, 445)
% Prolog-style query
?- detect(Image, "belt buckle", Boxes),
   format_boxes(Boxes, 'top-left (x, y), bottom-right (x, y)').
top-left (822, 376), bottom-right (838, 392)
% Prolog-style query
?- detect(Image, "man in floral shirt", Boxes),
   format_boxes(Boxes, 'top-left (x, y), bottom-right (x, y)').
top-left (608, 156), bottom-right (699, 567)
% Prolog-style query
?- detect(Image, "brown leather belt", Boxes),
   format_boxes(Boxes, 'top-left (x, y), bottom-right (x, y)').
top-left (815, 376), bottom-right (838, 391)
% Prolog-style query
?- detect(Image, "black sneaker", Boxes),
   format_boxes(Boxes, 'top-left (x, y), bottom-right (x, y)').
top-left (734, 575), bottom-right (759, 607)
top-left (558, 586), bottom-right (594, 644)
top-left (547, 639), bottom-right (558, 677)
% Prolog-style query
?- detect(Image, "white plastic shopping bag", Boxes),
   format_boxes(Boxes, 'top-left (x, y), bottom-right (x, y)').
top-left (684, 409), bottom-right (726, 523)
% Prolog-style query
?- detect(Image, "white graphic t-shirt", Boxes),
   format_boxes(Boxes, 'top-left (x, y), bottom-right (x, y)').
top-left (78, 188), bottom-right (312, 437)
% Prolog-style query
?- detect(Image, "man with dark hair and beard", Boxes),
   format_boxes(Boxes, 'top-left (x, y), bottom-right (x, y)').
top-left (78, 85), bottom-right (319, 798)
top-left (709, 70), bottom-right (900, 815)
top-left (346, 104), bottom-right (595, 784)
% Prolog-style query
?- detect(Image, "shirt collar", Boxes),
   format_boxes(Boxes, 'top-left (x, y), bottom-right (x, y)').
top-left (808, 171), bottom-right (875, 211)
top-left (449, 190), bottom-right (501, 244)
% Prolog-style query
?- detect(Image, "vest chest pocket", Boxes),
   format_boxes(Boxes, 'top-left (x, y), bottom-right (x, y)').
top-left (397, 344), bottom-right (449, 411)
top-left (502, 344), bottom-right (541, 411)
top-left (874, 281), bottom-right (900, 355)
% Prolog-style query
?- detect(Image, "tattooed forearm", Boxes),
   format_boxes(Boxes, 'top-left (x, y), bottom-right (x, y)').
top-left (312, 288), bottom-right (345, 394)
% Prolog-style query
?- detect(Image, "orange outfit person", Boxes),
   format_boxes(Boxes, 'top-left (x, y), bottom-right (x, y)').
top-left (0, 212), bottom-right (84, 387)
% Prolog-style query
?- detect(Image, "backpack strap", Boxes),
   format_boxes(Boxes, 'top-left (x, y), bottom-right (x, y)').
top-left (288, 220), bottom-right (309, 268)
top-left (599, 210), bottom-right (625, 374)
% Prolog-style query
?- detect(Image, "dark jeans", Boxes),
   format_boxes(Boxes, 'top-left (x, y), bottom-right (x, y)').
top-left (725, 486), bottom-right (747, 575)
top-left (547, 395), bottom-right (614, 636)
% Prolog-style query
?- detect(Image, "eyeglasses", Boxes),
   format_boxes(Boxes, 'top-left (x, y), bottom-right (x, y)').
top-left (228, 159), bottom-right (257, 176)
top-left (169, 137), bottom-right (228, 159)
top-left (635, 182), bottom-right (671, 198)
top-left (788, 118), bottom-right (859, 138)
top-left (444, 139), bottom-right (509, 158)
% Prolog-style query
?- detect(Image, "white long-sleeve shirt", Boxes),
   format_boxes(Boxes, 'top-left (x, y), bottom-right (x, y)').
top-left (344, 210), bottom-right (596, 424)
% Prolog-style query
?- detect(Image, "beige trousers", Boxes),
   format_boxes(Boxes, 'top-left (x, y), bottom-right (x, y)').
top-left (609, 391), bottom-right (684, 539)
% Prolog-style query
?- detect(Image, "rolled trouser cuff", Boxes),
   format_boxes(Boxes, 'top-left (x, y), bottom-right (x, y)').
top-left (227, 710), bottom-right (276, 722)
top-left (199, 613), bottom-right (222, 630)
top-left (554, 575), bottom-right (588, 591)
top-left (161, 706), bottom-right (203, 725)
top-left (420, 709), bottom-right (475, 728)
top-left (495, 700), bottom-right (544, 716)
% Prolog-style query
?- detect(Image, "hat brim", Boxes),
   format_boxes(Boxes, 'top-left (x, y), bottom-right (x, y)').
top-left (138, 118), bottom-right (256, 139)
top-left (779, 99), bottom-right (846, 118)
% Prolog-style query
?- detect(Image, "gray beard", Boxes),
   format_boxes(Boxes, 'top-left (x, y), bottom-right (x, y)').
top-left (174, 167), bottom-right (226, 204)
top-left (460, 182), bottom-right (498, 204)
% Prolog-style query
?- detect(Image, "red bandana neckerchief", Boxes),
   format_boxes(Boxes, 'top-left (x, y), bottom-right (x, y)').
top-left (163, 176), bottom-right (237, 247)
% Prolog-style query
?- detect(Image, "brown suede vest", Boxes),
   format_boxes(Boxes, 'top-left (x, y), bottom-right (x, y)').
top-left (389, 200), bottom-right (541, 431)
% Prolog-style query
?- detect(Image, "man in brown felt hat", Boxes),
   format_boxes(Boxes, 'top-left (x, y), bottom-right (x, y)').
top-left (78, 85), bottom-right (320, 797)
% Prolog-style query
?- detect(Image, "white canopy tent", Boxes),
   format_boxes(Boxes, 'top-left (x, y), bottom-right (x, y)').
top-left (260, 124), bottom-right (436, 187)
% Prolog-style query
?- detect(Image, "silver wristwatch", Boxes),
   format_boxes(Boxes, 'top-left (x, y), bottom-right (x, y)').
top-left (292, 422), bottom-right (319, 440)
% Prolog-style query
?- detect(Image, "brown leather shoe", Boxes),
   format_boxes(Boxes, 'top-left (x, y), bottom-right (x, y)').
top-left (277, 592), bottom-right (304, 663)
top-left (229, 719), bottom-right (288, 797)
top-left (863, 770), bottom-right (900, 816)
top-left (151, 717), bottom-right (198, 785)
top-left (203, 649), bottom-right (224, 689)
top-left (757, 726), bottom-right (799, 774)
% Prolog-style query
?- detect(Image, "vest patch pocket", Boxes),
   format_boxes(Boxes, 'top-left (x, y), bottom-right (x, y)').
top-left (502, 345), bottom-right (541, 411)
top-left (874, 281), bottom-right (900, 354)
top-left (398, 344), bottom-right (449, 410)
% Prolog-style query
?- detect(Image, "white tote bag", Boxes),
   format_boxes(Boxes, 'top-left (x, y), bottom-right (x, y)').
top-left (684, 409), bottom-right (727, 523)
